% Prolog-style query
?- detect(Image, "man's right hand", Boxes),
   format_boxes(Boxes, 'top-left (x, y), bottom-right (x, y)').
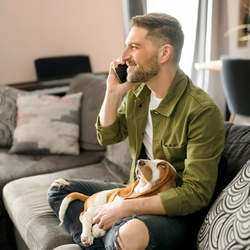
top-left (106, 60), bottom-right (137, 98)
top-left (99, 60), bottom-right (137, 127)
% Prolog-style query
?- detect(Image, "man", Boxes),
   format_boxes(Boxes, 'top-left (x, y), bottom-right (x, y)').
top-left (48, 13), bottom-right (225, 249)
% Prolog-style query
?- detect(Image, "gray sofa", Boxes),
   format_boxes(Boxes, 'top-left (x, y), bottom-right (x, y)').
top-left (0, 73), bottom-right (110, 250)
top-left (2, 74), bottom-right (250, 249)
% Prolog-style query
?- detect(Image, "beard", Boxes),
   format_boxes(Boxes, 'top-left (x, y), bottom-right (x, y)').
top-left (127, 52), bottom-right (160, 83)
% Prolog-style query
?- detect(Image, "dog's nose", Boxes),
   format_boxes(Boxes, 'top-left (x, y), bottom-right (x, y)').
top-left (137, 160), bottom-right (145, 166)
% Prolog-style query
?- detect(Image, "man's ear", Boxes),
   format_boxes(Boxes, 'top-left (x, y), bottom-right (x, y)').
top-left (159, 44), bottom-right (172, 64)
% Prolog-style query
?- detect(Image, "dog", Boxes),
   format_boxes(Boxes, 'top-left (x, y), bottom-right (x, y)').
top-left (58, 159), bottom-right (176, 246)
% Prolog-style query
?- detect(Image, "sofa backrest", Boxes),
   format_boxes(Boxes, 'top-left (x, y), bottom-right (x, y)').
top-left (211, 121), bottom-right (250, 205)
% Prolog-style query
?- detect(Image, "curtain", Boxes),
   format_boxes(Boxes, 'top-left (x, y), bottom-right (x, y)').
top-left (122, 0), bottom-right (147, 37)
top-left (191, 0), bottom-right (229, 118)
top-left (191, 0), bottom-right (209, 90)
top-left (209, 0), bottom-right (229, 119)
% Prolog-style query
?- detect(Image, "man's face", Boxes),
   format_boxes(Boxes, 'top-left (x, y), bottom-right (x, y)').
top-left (122, 27), bottom-right (160, 83)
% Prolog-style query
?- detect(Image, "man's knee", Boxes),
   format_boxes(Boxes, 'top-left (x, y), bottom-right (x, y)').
top-left (47, 178), bottom-right (70, 206)
top-left (116, 218), bottom-right (149, 250)
top-left (51, 178), bottom-right (70, 187)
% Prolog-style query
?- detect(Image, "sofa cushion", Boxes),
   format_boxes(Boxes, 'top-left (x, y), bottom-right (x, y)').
top-left (0, 85), bottom-right (25, 147)
top-left (197, 159), bottom-right (250, 249)
top-left (3, 162), bottom-right (119, 250)
top-left (0, 148), bottom-right (105, 216)
top-left (9, 92), bottom-right (83, 155)
top-left (67, 73), bottom-right (107, 151)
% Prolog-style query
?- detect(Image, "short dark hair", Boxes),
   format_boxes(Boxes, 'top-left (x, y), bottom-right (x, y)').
top-left (130, 13), bottom-right (184, 64)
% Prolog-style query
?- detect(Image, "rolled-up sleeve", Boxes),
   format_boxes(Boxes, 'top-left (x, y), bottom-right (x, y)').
top-left (95, 97), bottom-right (128, 146)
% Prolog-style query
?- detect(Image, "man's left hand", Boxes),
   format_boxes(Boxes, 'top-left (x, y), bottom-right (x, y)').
top-left (93, 200), bottom-right (129, 230)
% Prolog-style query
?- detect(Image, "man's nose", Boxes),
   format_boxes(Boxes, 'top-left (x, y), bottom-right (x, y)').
top-left (121, 47), bottom-right (131, 62)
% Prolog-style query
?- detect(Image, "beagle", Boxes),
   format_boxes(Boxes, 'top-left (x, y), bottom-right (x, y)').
top-left (58, 159), bottom-right (176, 246)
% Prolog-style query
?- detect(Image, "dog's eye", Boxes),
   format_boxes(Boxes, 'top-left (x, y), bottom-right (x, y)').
top-left (158, 163), bottom-right (166, 169)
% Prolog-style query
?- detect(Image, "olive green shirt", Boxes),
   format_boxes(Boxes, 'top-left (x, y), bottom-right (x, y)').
top-left (96, 68), bottom-right (226, 217)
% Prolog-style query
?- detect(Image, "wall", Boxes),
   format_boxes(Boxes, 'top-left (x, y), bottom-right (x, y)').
top-left (228, 0), bottom-right (250, 57)
top-left (0, 0), bottom-right (125, 84)
top-left (1, 1), bottom-right (250, 85)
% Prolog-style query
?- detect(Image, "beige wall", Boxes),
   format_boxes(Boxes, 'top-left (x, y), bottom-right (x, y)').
top-left (2, 0), bottom-right (249, 85)
top-left (0, 0), bottom-right (125, 84)
top-left (227, 0), bottom-right (250, 58)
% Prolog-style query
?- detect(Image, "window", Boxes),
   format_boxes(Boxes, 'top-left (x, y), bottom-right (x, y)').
top-left (147, 0), bottom-right (199, 77)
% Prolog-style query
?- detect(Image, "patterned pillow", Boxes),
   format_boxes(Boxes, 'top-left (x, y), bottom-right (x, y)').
top-left (0, 85), bottom-right (26, 147)
top-left (198, 159), bottom-right (250, 250)
top-left (9, 92), bottom-right (83, 155)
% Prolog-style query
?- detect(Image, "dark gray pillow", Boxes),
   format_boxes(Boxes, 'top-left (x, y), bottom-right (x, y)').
top-left (198, 159), bottom-right (250, 249)
top-left (67, 73), bottom-right (107, 151)
top-left (0, 85), bottom-right (25, 147)
top-left (220, 122), bottom-right (250, 189)
top-left (196, 122), bottom-right (250, 231)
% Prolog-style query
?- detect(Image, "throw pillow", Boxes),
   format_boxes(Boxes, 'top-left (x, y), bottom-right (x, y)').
top-left (9, 92), bottom-right (83, 155)
top-left (0, 85), bottom-right (26, 147)
top-left (103, 137), bottom-right (132, 183)
top-left (198, 159), bottom-right (250, 250)
top-left (67, 73), bottom-right (107, 151)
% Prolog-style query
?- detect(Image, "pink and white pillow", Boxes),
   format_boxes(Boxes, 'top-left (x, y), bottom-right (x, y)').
top-left (9, 92), bottom-right (83, 155)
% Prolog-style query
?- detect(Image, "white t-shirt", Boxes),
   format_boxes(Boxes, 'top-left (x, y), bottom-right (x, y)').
top-left (142, 92), bottom-right (163, 160)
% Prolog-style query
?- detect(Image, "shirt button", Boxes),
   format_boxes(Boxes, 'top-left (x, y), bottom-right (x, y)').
top-left (154, 140), bottom-right (159, 144)
top-left (154, 111), bottom-right (159, 115)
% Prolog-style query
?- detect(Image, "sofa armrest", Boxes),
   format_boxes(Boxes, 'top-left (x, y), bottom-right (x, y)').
top-left (53, 244), bottom-right (82, 250)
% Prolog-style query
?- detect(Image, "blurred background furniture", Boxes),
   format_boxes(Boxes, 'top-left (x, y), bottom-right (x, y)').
top-left (34, 55), bottom-right (91, 81)
top-left (9, 55), bottom-right (92, 96)
top-left (194, 60), bottom-right (222, 72)
top-left (220, 56), bottom-right (250, 122)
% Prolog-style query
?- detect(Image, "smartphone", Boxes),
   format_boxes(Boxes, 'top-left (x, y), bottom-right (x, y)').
top-left (113, 64), bottom-right (128, 84)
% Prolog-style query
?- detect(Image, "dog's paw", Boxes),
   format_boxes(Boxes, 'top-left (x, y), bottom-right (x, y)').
top-left (92, 224), bottom-right (106, 238)
top-left (81, 233), bottom-right (94, 247)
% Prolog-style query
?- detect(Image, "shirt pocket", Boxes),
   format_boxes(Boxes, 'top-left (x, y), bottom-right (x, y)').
top-left (162, 144), bottom-right (187, 164)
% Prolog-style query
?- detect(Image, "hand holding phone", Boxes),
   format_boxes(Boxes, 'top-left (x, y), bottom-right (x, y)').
top-left (113, 64), bottom-right (128, 84)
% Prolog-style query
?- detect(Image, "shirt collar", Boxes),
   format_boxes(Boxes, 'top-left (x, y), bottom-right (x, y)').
top-left (133, 67), bottom-right (189, 117)
top-left (157, 67), bottom-right (188, 116)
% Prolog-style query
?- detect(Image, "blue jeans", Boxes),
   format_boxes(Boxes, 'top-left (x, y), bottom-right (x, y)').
top-left (47, 179), bottom-right (202, 250)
